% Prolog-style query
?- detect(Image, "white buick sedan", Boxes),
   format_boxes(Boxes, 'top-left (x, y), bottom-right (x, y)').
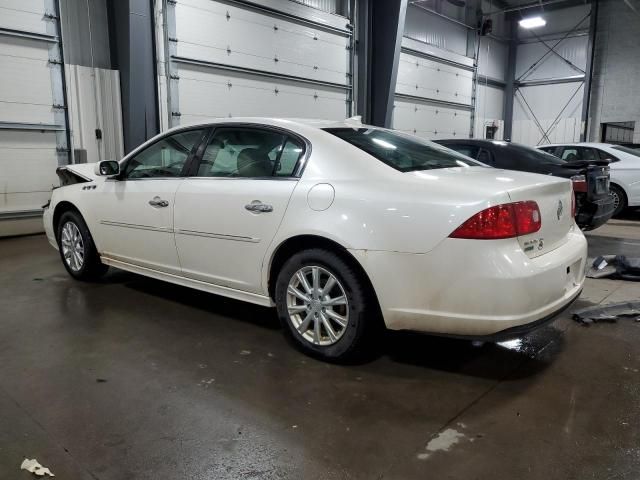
top-left (44, 118), bottom-right (587, 359)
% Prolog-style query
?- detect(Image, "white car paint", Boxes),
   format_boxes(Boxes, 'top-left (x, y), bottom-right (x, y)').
top-left (43, 118), bottom-right (587, 338)
top-left (538, 142), bottom-right (640, 207)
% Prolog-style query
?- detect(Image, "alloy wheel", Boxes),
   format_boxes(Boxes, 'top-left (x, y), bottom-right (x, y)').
top-left (61, 221), bottom-right (85, 272)
top-left (286, 266), bottom-right (349, 346)
top-left (611, 190), bottom-right (620, 211)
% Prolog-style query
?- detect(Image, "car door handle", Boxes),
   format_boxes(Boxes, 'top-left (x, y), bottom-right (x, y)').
top-left (245, 201), bottom-right (273, 213)
top-left (148, 196), bottom-right (169, 208)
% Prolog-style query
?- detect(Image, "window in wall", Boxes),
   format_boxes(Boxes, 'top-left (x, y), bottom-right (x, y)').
top-left (601, 122), bottom-right (635, 144)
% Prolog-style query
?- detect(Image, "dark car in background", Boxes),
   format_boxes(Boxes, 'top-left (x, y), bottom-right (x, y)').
top-left (434, 139), bottom-right (614, 231)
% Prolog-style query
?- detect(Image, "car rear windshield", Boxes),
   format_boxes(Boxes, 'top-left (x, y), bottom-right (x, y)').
top-left (507, 143), bottom-right (567, 165)
top-left (612, 146), bottom-right (640, 158)
top-left (324, 128), bottom-right (483, 172)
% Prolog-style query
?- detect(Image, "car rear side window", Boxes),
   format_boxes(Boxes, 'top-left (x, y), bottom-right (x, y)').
top-left (612, 146), bottom-right (640, 158)
top-left (325, 128), bottom-right (481, 172)
top-left (197, 128), bottom-right (303, 178)
top-left (442, 144), bottom-right (480, 159)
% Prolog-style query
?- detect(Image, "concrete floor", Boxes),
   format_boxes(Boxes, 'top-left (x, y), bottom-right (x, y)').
top-left (1, 222), bottom-right (639, 479)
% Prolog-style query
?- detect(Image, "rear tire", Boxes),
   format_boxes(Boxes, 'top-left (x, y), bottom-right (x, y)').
top-left (610, 184), bottom-right (627, 217)
top-left (57, 210), bottom-right (108, 281)
top-left (275, 248), bottom-right (376, 361)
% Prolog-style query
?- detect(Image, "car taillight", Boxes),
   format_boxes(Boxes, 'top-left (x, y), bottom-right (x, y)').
top-left (570, 175), bottom-right (587, 192)
top-left (571, 191), bottom-right (576, 218)
top-left (449, 201), bottom-right (541, 240)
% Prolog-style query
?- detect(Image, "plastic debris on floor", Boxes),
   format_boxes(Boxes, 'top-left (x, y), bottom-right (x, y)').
top-left (587, 255), bottom-right (640, 281)
top-left (573, 301), bottom-right (640, 325)
top-left (20, 458), bottom-right (55, 477)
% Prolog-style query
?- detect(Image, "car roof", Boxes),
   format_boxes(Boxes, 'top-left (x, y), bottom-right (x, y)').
top-left (168, 116), bottom-right (374, 133)
top-left (435, 139), bottom-right (512, 147)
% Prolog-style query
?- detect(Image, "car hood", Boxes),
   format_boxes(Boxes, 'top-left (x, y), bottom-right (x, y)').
top-left (61, 162), bottom-right (101, 180)
top-left (56, 162), bottom-right (106, 186)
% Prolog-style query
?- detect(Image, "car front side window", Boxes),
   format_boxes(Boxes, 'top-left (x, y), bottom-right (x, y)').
top-left (123, 129), bottom-right (206, 179)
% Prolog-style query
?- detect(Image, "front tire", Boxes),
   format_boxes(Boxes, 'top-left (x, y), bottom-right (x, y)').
top-left (275, 248), bottom-right (376, 361)
top-left (610, 184), bottom-right (627, 217)
top-left (57, 210), bottom-right (108, 281)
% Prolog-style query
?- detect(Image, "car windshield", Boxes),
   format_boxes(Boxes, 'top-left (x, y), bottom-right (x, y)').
top-left (324, 128), bottom-right (483, 172)
top-left (612, 145), bottom-right (640, 158)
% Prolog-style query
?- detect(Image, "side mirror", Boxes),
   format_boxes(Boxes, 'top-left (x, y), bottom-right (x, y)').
top-left (96, 160), bottom-right (120, 177)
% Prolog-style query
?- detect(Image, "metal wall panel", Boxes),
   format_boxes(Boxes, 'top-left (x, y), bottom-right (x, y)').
top-left (290, 0), bottom-right (347, 16)
top-left (163, 0), bottom-right (352, 128)
top-left (517, 4), bottom-right (590, 39)
top-left (66, 65), bottom-right (124, 163)
top-left (393, 98), bottom-right (471, 140)
top-left (513, 83), bottom-right (583, 145)
top-left (516, 35), bottom-right (587, 81)
top-left (474, 84), bottom-right (504, 139)
top-left (478, 37), bottom-right (507, 82)
top-left (403, 4), bottom-right (467, 56)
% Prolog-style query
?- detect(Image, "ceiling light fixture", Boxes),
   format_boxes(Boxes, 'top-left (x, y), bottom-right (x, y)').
top-left (519, 16), bottom-right (546, 28)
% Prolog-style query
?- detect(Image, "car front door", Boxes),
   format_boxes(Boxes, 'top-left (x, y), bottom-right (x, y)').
top-left (94, 128), bottom-right (208, 274)
top-left (173, 126), bottom-right (305, 294)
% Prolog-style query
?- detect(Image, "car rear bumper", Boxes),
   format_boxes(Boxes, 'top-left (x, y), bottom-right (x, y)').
top-left (350, 226), bottom-right (587, 337)
top-left (576, 194), bottom-right (615, 231)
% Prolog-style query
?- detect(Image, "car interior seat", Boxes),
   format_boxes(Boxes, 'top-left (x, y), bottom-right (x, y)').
top-left (236, 148), bottom-right (273, 177)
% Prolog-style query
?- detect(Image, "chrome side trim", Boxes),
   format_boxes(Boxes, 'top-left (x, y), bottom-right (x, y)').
top-left (99, 220), bottom-right (172, 233)
top-left (175, 229), bottom-right (260, 243)
top-left (100, 256), bottom-right (274, 307)
top-left (182, 176), bottom-right (298, 182)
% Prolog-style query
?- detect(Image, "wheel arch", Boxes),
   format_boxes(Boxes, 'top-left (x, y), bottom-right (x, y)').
top-left (52, 201), bottom-right (82, 237)
top-left (266, 235), bottom-right (381, 312)
top-left (610, 182), bottom-right (628, 212)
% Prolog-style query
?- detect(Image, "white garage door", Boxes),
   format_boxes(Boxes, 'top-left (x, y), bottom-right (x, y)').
top-left (0, 0), bottom-right (69, 234)
top-left (392, 38), bottom-right (473, 141)
top-left (162, 0), bottom-right (353, 128)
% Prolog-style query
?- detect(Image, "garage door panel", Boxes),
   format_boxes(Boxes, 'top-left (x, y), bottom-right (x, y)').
top-left (0, 36), bottom-right (55, 124)
top-left (177, 64), bottom-right (348, 122)
top-left (0, 0), bottom-right (67, 234)
top-left (393, 98), bottom-right (471, 140)
top-left (175, 0), bottom-right (349, 85)
top-left (396, 52), bottom-right (473, 106)
top-left (0, 191), bottom-right (53, 212)
top-left (0, 131), bottom-right (58, 210)
top-left (0, 130), bottom-right (58, 184)
top-left (0, 0), bottom-right (48, 35)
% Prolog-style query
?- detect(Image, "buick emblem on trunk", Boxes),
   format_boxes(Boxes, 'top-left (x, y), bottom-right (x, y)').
top-left (557, 200), bottom-right (563, 220)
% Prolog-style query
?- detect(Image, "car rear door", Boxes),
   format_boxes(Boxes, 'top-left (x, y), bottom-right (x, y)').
top-left (173, 126), bottom-right (305, 294)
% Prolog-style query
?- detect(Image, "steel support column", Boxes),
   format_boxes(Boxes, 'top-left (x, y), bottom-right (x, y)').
top-left (503, 19), bottom-right (517, 141)
top-left (109, 0), bottom-right (159, 153)
top-left (580, 0), bottom-right (598, 142)
top-left (356, 0), bottom-right (407, 127)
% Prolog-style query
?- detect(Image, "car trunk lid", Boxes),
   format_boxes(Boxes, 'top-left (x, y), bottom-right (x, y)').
top-left (506, 179), bottom-right (574, 258)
